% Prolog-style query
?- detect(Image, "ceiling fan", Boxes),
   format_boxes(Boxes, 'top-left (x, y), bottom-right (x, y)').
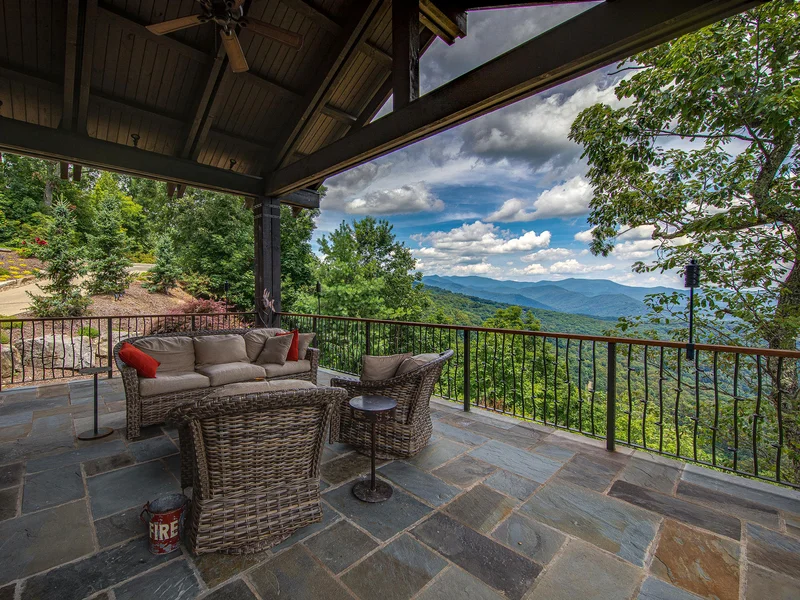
top-left (146, 0), bottom-right (303, 73)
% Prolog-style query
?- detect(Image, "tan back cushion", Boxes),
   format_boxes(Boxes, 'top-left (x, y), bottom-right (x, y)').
top-left (133, 336), bottom-right (195, 374)
top-left (298, 332), bottom-right (316, 360)
top-left (243, 328), bottom-right (285, 362)
top-left (360, 353), bottom-right (412, 382)
top-left (193, 334), bottom-right (249, 367)
top-left (395, 353), bottom-right (441, 377)
top-left (256, 334), bottom-right (293, 365)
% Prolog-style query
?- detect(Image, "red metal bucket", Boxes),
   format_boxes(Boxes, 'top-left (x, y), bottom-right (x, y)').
top-left (140, 493), bottom-right (188, 554)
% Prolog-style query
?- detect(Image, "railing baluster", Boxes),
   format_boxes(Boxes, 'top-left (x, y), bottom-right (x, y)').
top-left (693, 350), bottom-right (701, 462)
top-left (565, 338), bottom-right (571, 430)
top-left (577, 339), bottom-right (583, 433)
top-left (553, 340), bottom-right (559, 426)
top-left (606, 342), bottom-right (616, 452)
top-left (590, 341), bottom-right (596, 436)
top-left (463, 329), bottom-right (471, 412)
top-left (642, 345), bottom-right (648, 450)
top-left (733, 352), bottom-right (740, 472)
top-left (626, 344), bottom-right (632, 445)
top-left (542, 337), bottom-right (548, 426)
top-left (675, 350), bottom-right (682, 459)
top-left (658, 346), bottom-right (664, 453)
top-left (753, 355), bottom-right (763, 477)
top-left (776, 356), bottom-right (784, 483)
top-left (712, 351), bottom-right (719, 467)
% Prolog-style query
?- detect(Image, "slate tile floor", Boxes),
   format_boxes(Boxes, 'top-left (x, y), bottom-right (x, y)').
top-left (1, 371), bottom-right (799, 599)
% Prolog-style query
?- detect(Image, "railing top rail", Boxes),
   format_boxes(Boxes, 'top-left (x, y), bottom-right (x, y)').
top-left (281, 312), bottom-right (800, 359)
top-left (0, 312), bottom-right (255, 324)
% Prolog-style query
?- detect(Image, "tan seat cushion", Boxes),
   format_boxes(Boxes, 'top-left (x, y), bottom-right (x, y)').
top-left (139, 372), bottom-right (210, 398)
top-left (194, 334), bottom-right (249, 367)
top-left (196, 362), bottom-right (267, 387)
top-left (297, 332), bottom-right (316, 360)
top-left (395, 353), bottom-right (441, 377)
top-left (133, 336), bottom-right (195, 374)
top-left (206, 379), bottom-right (316, 398)
top-left (360, 353), bottom-right (412, 382)
top-left (256, 334), bottom-right (293, 365)
top-left (262, 360), bottom-right (312, 378)
top-left (243, 328), bottom-right (286, 362)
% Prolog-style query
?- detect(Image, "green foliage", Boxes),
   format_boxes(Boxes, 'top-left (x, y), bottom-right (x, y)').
top-left (85, 175), bottom-right (133, 295)
top-left (308, 217), bottom-right (429, 320)
top-left (145, 235), bottom-right (182, 294)
top-left (570, 2), bottom-right (800, 351)
top-left (569, 2), bottom-right (800, 481)
top-left (170, 191), bottom-right (254, 310)
top-left (482, 305), bottom-right (541, 332)
top-left (28, 200), bottom-right (90, 317)
top-left (280, 205), bottom-right (319, 312)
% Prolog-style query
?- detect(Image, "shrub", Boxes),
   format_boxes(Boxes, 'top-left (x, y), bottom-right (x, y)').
top-left (77, 326), bottom-right (100, 339)
top-left (144, 236), bottom-right (182, 294)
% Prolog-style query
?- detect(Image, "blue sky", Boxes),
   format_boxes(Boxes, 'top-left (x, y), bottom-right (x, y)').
top-left (313, 3), bottom-right (684, 289)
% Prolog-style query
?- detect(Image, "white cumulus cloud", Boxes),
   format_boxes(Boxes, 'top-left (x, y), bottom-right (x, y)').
top-left (550, 259), bottom-right (613, 274)
top-left (487, 176), bottom-right (593, 222)
top-left (325, 182), bottom-right (444, 215)
top-left (522, 248), bottom-right (574, 262)
top-left (574, 226), bottom-right (596, 243)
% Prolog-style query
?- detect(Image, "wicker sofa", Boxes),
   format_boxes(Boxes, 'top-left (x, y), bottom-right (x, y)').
top-left (330, 349), bottom-right (454, 459)
top-left (115, 328), bottom-right (319, 439)
top-left (168, 386), bottom-right (345, 554)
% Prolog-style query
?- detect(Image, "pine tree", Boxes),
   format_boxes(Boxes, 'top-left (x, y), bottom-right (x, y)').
top-left (28, 200), bottom-right (90, 317)
top-left (86, 192), bottom-right (132, 296)
top-left (145, 235), bottom-right (182, 293)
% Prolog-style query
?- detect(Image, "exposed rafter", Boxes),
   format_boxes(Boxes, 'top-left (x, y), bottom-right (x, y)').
top-left (62, 0), bottom-right (80, 131)
top-left (266, 0), bottom-right (764, 195)
top-left (182, 49), bottom-right (227, 160)
top-left (76, 0), bottom-right (97, 134)
top-left (419, 0), bottom-right (466, 45)
top-left (266, 0), bottom-right (384, 172)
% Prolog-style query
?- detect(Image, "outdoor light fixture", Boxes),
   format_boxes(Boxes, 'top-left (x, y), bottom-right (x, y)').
top-left (223, 280), bottom-right (230, 310)
top-left (684, 258), bottom-right (701, 360)
top-left (316, 281), bottom-right (322, 315)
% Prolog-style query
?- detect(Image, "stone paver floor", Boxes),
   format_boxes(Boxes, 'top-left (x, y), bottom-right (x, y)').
top-left (1, 370), bottom-right (799, 599)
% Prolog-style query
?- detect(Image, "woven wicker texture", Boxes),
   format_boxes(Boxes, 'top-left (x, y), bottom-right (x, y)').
top-left (330, 350), bottom-right (454, 459)
top-left (114, 329), bottom-right (319, 439)
top-left (168, 386), bottom-right (345, 555)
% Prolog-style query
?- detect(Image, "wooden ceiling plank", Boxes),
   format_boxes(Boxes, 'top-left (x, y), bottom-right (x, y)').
top-left (268, 0), bottom-right (384, 171)
top-left (62, 0), bottom-right (80, 130)
top-left (97, 4), bottom-right (212, 65)
top-left (266, 0), bottom-right (765, 195)
top-left (77, 0), bottom-right (98, 134)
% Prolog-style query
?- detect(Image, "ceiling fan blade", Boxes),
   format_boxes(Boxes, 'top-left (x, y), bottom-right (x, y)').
top-left (242, 18), bottom-right (303, 50)
top-left (146, 14), bottom-right (203, 35)
top-left (220, 30), bottom-right (249, 73)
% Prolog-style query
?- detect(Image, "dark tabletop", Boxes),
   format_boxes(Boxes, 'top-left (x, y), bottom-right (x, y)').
top-left (78, 366), bottom-right (114, 375)
top-left (349, 395), bottom-right (397, 413)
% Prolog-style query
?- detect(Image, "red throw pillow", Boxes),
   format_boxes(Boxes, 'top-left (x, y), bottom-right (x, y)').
top-left (277, 330), bottom-right (300, 361)
top-left (119, 342), bottom-right (160, 378)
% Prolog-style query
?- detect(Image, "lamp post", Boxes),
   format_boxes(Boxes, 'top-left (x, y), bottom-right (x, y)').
top-left (316, 281), bottom-right (322, 315)
top-left (223, 281), bottom-right (230, 311)
top-left (684, 258), bottom-right (701, 360)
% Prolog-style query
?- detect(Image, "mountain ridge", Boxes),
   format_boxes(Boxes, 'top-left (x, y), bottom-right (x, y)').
top-left (421, 274), bottom-right (683, 319)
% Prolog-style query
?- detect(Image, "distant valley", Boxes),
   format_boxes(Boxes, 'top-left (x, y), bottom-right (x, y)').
top-left (421, 275), bottom-right (683, 320)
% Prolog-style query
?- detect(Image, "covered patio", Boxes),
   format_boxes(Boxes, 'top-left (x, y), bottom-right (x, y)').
top-left (1, 1), bottom-right (797, 599)
top-left (1, 371), bottom-right (799, 600)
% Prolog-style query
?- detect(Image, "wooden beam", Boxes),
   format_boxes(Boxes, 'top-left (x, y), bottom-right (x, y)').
top-left (0, 116), bottom-right (265, 197)
top-left (267, 0), bottom-right (384, 171)
top-left (419, 0), bottom-right (466, 45)
top-left (73, 164), bottom-right (82, 181)
top-left (359, 42), bottom-right (393, 69)
top-left (351, 28), bottom-right (437, 130)
top-left (267, 0), bottom-right (764, 195)
top-left (182, 49), bottom-right (227, 159)
top-left (76, 0), bottom-right (98, 134)
top-left (238, 70), bottom-right (303, 100)
top-left (60, 162), bottom-right (70, 180)
top-left (279, 188), bottom-right (321, 209)
top-left (393, 1), bottom-right (420, 111)
top-left (320, 104), bottom-right (358, 124)
top-left (62, 0), bottom-right (80, 130)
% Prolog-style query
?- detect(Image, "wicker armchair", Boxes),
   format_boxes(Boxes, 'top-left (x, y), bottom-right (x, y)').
top-left (168, 386), bottom-right (345, 555)
top-left (114, 329), bottom-right (319, 439)
top-left (330, 350), bottom-right (454, 459)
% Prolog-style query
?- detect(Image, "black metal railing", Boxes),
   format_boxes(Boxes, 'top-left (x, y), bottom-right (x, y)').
top-left (281, 312), bottom-right (800, 489)
top-left (0, 312), bottom-right (255, 387)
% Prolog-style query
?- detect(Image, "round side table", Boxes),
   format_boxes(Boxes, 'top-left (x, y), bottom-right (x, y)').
top-left (349, 395), bottom-right (397, 503)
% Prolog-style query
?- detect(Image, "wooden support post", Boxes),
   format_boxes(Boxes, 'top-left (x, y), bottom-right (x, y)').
top-left (392, 0), bottom-right (420, 110)
top-left (60, 162), bottom-right (70, 180)
top-left (73, 164), bottom-right (82, 181)
top-left (254, 197), bottom-right (281, 327)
